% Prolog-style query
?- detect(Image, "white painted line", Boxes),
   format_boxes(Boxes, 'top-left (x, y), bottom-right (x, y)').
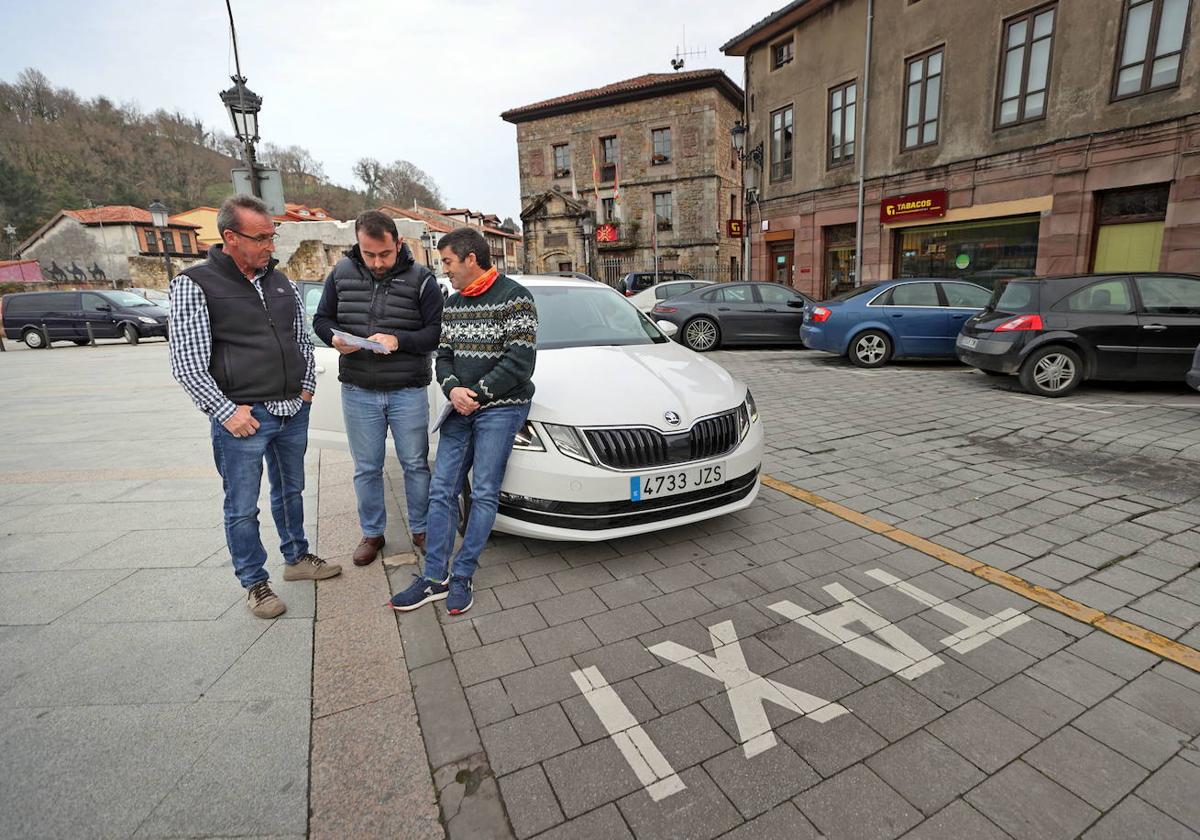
top-left (570, 667), bottom-right (685, 802)
top-left (864, 569), bottom-right (1031, 653)
top-left (648, 621), bottom-right (848, 758)
top-left (769, 586), bottom-right (943, 680)
top-left (1010, 396), bottom-right (1112, 414)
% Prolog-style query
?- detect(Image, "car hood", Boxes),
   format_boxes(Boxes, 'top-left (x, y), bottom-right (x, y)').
top-left (531, 342), bottom-right (745, 429)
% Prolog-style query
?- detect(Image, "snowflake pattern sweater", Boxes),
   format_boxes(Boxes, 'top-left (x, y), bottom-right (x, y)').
top-left (436, 273), bottom-right (537, 409)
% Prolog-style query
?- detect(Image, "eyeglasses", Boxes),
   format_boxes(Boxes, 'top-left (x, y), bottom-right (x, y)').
top-left (230, 229), bottom-right (280, 244)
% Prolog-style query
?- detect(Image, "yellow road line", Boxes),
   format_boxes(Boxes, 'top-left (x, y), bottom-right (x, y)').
top-left (761, 474), bottom-right (1200, 674)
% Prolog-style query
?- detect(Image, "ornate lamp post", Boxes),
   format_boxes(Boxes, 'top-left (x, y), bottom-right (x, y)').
top-left (148, 201), bottom-right (175, 285)
top-left (219, 76), bottom-right (263, 198)
top-left (421, 228), bottom-right (439, 271)
top-left (580, 211), bottom-right (596, 280)
top-left (731, 120), bottom-right (763, 283)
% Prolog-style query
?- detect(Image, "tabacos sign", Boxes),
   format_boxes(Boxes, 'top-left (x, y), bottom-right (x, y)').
top-left (880, 189), bottom-right (948, 223)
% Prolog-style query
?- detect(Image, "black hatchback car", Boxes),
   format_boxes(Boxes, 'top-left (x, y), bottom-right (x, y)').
top-left (0, 289), bottom-right (169, 348)
top-left (956, 273), bottom-right (1200, 397)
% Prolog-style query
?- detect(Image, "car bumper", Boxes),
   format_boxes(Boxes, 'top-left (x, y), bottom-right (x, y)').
top-left (799, 324), bottom-right (835, 353)
top-left (955, 333), bottom-right (1022, 374)
top-left (138, 322), bottom-right (169, 338)
top-left (493, 419), bottom-right (765, 541)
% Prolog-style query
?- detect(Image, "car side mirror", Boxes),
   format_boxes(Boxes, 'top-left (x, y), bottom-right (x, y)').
top-left (656, 320), bottom-right (679, 338)
top-left (97, 304), bottom-right (112, 312)
top-left (787, 299), bottom-right (805, 308)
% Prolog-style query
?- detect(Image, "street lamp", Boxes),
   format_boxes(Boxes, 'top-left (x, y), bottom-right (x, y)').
top-left (421, 228), bottom-right (439, 270)
top-left (731, 120), bottom-right (764, 283)
top-left (580, 211), bottom-right (595, 280)
top-left (220, 75), bottom-right (263, 198)
top-left (3, 224), bottom-right (16, 260)
top-left (148, 200), bottom-right (174, 285)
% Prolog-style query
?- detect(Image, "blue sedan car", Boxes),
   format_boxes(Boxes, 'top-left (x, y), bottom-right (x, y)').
top-left (800, 278), bottom-right (992, 368)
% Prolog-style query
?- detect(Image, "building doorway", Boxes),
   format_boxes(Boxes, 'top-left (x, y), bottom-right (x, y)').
top-left (1092, 184), bottom-right (1169, 272)
top-left (768, 241), bottom-right (793, 285)
top-left (823, 224), bottom-right (856, 297)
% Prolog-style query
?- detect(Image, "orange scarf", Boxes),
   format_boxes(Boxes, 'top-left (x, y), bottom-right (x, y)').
top-left (461, 267), bottom-right (498, 297)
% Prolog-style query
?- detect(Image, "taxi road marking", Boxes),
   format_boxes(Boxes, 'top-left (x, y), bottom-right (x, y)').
top-left (761, 474), bottom-right (1200, 675)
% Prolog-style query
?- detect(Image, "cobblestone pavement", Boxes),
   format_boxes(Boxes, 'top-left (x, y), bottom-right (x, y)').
top-left (390, 349), bottom-right (1200, 840)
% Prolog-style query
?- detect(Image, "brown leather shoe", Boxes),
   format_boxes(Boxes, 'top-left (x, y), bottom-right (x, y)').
top-left (412, 533), bottom-right (426, 556)
top-left (353, 535), bottom-right (385, 566)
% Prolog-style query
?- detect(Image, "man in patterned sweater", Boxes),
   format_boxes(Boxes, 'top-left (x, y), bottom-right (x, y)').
top-left (390, 227), bottom-right (537, 615)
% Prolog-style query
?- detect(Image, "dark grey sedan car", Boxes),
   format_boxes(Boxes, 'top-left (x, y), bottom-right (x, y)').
top-left (649, 281), bottom-right (812, 351)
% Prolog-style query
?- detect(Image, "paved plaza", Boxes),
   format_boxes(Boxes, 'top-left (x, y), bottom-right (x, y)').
top-left (2, 338), bottom-right (1199, 839)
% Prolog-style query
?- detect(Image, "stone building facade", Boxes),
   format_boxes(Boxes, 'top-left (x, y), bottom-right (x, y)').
top-left (502, 70), bottom-right (746, 284)
top-left (17, 206), bottom-right (202, 287)
top-left (722, 0), bottom-right (1200, 298)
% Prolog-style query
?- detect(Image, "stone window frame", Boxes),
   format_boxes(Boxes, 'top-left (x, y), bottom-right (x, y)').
top-left (827, 80), bottom-right (857, 170)
top-left (770, 104), bottom-right (794, 182)
top-left (651, 127), bottom-right (672, 165)
top-left (771, 37), bottom-right (794, 70)
top-left (653, 191), bottom-right (674, 231)
top-left (901, 46), bottom-right (944, 152)
top-left (552, 143), bottom-right (571, 178)
top-left (1111, 0), bottom-right (1191, 101)
top-left (599, 135), bottom-right (618, 183)
top-left (993, 2), bottom-right (1057, 129)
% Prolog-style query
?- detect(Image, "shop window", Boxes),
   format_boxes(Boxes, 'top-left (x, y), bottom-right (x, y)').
top-left (903, 47), bottom-right (943, 150)
top-left (1093, 184), bottom-right (1169, 272)
top-left (894, 216), bottom-right (1040, 282)
top-left (770, 105), bottom-right (793, 181)
top-left (1113, 0), bottom-right (1190, 98)
top-left (553, 143), bottom-right (571, 178)
top-left (828, 81), bottom-right (857, 167)
top-left (996, 4), bottom-right (1056, 127)
top-left (651, 128), bottom-right (671, 165)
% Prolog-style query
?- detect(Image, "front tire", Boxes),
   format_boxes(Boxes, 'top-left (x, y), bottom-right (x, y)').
top-left (1019, 345), bottom-right (1082, 397)
top-left (683, 317), bottom-right (720, 352)
top-left (23, 329), bottom-right (46, 349)
top-left (122, 324), bottom-right (139, 345)
top-left (849, 330), bottom-right (892, 368)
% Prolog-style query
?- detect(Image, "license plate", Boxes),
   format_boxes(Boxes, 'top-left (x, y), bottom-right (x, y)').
top-left (631, 463), bottom-right (725, 502)
top-left (958, 336), bottom-right (979, 349)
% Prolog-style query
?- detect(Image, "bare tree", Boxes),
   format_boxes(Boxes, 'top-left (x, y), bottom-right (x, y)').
top-left (352, 157), bottom-right (385, 203)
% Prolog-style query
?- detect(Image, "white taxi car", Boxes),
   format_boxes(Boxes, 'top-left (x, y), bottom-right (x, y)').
top-left (309, 274), bottom-right (763, 542)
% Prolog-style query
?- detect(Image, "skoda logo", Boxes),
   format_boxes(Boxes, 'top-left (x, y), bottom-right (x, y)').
top-left (664, 411), bottom-right (681, 426)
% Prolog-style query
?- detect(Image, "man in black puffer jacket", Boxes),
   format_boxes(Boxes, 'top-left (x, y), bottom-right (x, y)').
top-left (313, 210), bottom-right (443, 566)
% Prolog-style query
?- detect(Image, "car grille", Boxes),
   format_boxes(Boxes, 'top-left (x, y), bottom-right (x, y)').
top-left (583, 409), bottom-right (741, 469)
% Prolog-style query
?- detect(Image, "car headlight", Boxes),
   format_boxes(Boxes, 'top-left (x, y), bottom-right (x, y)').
top-left (738, 389), bottom-right (758, 440)
top-left (543, 423), bottom-right (595, 464)
top-left (513, 421), bottom-right (545, 451)
top-left (137, 316), bottom-right (157, 324)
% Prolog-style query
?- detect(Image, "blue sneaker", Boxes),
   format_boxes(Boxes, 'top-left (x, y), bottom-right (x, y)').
top-left (389, 574), bottom-right (449, 611)
top-left (446, 576), bottom-right (474, 615)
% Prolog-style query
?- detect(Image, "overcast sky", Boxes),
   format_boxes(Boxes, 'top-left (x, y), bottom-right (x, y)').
top-left (1, 1), bottom-right (786, 221)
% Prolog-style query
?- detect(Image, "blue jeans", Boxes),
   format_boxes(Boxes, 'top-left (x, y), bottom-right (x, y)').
top-left (341, 383), bottom-right (431, 537)
top-left (423, 404), bottom-right (529, 582)
top-left (210, 402), bottom-right (311, 588)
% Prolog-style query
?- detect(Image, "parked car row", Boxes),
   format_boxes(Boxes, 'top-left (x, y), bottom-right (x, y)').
top-left (790, 271), bottom-right (1200, 398)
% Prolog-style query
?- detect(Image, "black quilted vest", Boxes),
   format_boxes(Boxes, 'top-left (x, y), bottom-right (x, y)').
top-left (183, 246), bottom-right (305, 403)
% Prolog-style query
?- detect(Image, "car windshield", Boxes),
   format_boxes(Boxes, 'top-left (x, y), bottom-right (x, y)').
top-left (531, 285), bottom-right (669, 349)
top-left (109, 291), bottom-right (159, 307)
top-left (991, 281), bottom-right (1039, 312)
top-left (829, 285), bottom-right (879, 302)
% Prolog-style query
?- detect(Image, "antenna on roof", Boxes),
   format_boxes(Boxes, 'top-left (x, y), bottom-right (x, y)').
top-left (670, 25), bottom-right (706, 71)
